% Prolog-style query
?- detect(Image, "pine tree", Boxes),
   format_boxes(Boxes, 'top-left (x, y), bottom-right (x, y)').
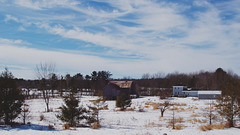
top-left (216, 95), bottom-right (240, 127)
top-left (0, 68), bottom-right (24, 125)
top-left (215, 77), bottom-right (240, 127)
top-left (57, 92), bottom-right (90, 127)
top-left (88, 97), bottom-right (106, 124)
top-left (116, 93), bottom-right (131, 111)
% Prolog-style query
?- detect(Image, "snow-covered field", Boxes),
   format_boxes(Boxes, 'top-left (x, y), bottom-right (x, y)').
top-left (0, 96), bottom-right (239, 135)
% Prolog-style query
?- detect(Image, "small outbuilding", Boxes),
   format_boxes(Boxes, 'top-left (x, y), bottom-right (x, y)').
top-left (173, 86), bottom-right (222, 99)
top-left (103, 81), bottom-right (139, 100)
top-left (198, 91), bottom-right (222, 99)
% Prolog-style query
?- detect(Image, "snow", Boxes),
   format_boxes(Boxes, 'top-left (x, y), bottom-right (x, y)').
top-left (0, 96), bottom-right (239, 135)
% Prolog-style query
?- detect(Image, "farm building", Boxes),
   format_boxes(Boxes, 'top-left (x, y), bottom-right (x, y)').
top-left (198, 91), bottom-right (222, 99)
top-left (173, 86), bottom-right (221, 99)
top-left (103, 81), bottom-right (139, 100)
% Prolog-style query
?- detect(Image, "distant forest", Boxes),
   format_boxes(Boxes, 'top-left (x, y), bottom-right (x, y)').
top-left (15, 68), bottom-right (240, 96)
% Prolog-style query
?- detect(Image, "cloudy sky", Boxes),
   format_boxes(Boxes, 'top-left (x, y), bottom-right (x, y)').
top-left (0, 0), bottom-right (240, 79)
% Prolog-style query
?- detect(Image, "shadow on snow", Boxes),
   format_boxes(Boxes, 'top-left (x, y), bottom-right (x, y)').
top-left (0, 124), bottom-right (57, 131)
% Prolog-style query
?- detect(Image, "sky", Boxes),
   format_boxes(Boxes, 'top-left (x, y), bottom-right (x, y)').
top-left (0, 0), bottom-right (240, 79)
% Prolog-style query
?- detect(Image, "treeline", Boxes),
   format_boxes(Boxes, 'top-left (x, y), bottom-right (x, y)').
top-left (17, 70), bottom-right (112, 97)
top-left (137, 68), bottom-right (239, 90)
top-left (15, 67), bottom-right (240, 97)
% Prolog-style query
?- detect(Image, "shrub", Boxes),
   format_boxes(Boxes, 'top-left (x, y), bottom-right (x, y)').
top-left (138, 108), bottom-right (145, 112)
top-left (62, 124), bottom-right (70, 130)
top-left (40, 114), bottom-right (45, 121)
top-left (116, 93), bottom-right (131, 111)
top-left (48, 124), bottom-right (55, 130)
top-left (103, 105), bottom-right (108, 110)
top-left (224, 121), bottom-right (231, 128)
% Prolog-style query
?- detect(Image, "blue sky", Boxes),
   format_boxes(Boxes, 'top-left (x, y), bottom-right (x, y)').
top-left (0, 0), bottom-right (240, 79)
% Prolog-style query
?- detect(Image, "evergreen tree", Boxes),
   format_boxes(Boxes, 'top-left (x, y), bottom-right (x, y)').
top-left (57, 93), bottom-right (87, 127)
top-left (215, 77), bottom-right (240, 127)
top-left (0, 68), bottom-right (24, 125)
top-left (216, 95), bottom-right (240, 127)
top-left (116, 93), bottom-right (131, 111)
top-left (88, 97), bottom-right (106, 124)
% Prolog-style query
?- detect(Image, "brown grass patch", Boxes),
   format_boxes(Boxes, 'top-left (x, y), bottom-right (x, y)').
top-left (145, 122), bottom-right (162, 128)
top-left (199, 125), bottom-right (212, 131)
top-left (177, 107), bottom-right (185, 112)
top-left (144, 105), bottom-right (150, 108)
top-left (174, 103), bottom-right (187, 106)
top-left (188, 118), bottom-right (207, 124)
top-left (190, 114), bottom-right (199, 117)
top-left (149, 103), bottom-right (160, 110)
top-left (175, 117), bottom-right (184, 123)
top-left (57, 106), bottom-right (62, 109)
top-left (126, 107), bottom-right (135, 111)
top-left (212, 123), bottom-right (225, 129)
top-left (199, 123), bottom-right (225, 131)
top-left (175, 124), bottom-right (186, 130)
top-left (92, 122), bottom-right (101, 129)
top-left (192, 98), bottom-right (198, 101)
top-left (169, 107), bottom-right (186, 112)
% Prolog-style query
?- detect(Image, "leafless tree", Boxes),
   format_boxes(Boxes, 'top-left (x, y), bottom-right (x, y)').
top-left (167, 103), bottom-right (176, 129)
top-left (21, 103), bottom-right (30, 125)
top-left (35, 62), bottom-right (56, 112)
top-left (171, 104), bottom-right (175, 129)
top-left (159, 101), bottom-right (170, 117)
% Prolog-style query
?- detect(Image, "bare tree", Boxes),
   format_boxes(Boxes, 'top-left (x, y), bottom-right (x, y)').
top-left (35, 62), bottom-right (56, 112)
top-left (167, 104), bottom-right (176, 129)
top-left (159, 101), bottom-right (170, 117)
top-left (21, 103), bottom-right (30, 125)
top-left (208, 100), bottom-right (217, 125)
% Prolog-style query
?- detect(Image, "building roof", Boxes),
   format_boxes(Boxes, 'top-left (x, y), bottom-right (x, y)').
top-left (109, 81), bottom-right (133, 88)
top-left (198, 91), bottom-right (222, 95)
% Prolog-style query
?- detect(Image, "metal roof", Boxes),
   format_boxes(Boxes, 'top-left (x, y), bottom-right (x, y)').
top-left (198, 91), bottom-right (222, 95)
top-left (109, 81), bottom-right (133, 88)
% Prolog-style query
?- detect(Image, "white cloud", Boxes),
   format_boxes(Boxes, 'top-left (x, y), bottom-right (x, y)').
top-left (13, 0), bottom-right (79, 10)
top-left (0, 37), bottom-right (237, 79)
top-left (14, 0), bottom-right (42, 10)
top-left (2, 0), bottom-right (240, 78)
top-left (0, 38), bottom-right (23, 45)
top-left (4, 14), bottom-right (19, 22)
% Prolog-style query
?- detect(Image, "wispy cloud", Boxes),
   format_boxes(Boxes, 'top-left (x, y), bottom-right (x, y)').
top-left (4, 14), bottom-right (19, 22)
top-left (0, 38), bottom-right (31, 46)
top-left (1, 0), bottom-right (240, 78)
top-left (13, 0), bottom-right (79, 10)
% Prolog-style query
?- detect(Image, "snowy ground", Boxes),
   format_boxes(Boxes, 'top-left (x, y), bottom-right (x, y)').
top-left (0, 96), bottom-right (239, 135)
